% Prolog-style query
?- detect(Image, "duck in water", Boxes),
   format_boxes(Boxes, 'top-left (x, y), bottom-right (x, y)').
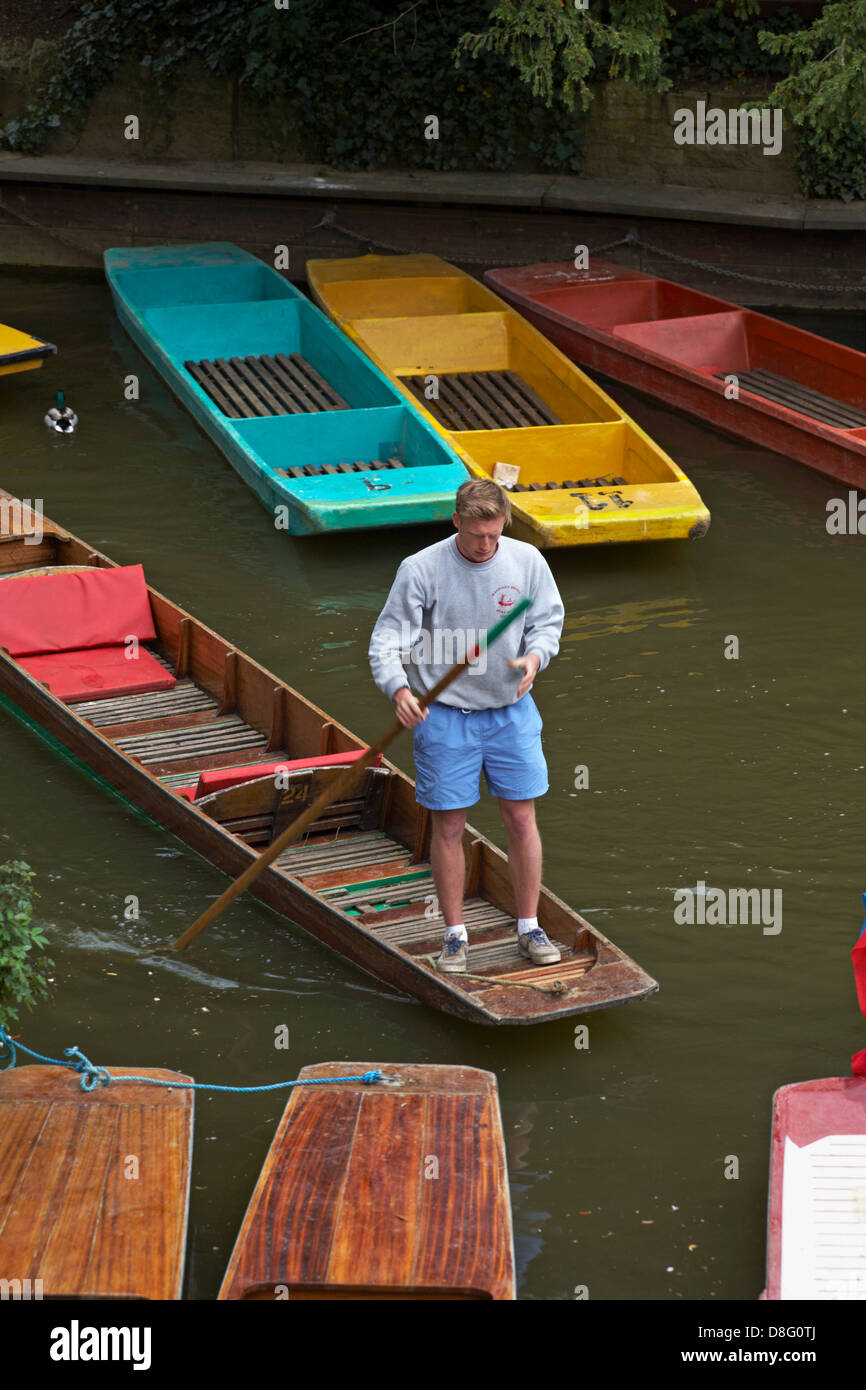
top-left (44, 390), bottom-right (77, 434)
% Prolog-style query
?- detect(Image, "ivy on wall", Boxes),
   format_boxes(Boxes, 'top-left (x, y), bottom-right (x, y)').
top-left (1, 0), bottom-right (862, 198)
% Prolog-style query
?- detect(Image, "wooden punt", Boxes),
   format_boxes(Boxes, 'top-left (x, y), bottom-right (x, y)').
top-left (0, 490), bottom-right (658, 1025)
top-left (306, 253), bottom-right (709, 548)
top-left (0, 1064), bottom-right (193, 1299)
top-left (485, 258), bottom-right (866, 491)
top-left (762, 1076), bottom-right (866, 1300)
top-left (218, 1063), bottom-right (515, 1300)
top-left (104, 243), bottom-right (467, 535)
top-left (0, 320), bottom-right (55, 377)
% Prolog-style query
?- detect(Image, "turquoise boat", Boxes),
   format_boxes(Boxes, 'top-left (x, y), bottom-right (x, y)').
top-left (104, 243), bottom-right (467, 535)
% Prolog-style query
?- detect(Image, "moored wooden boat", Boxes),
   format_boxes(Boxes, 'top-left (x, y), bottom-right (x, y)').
top-left (306, 253), bottom-right (709, 548)
top-left (0, 489), bottom-right (658, 1026)
top-left (0, 320), bottom-right (55, 376)
top-left (486, 258), bottom-right (866, 490)
top-left (762, 1076), bottom-right (866, 1300)
top-left (0, 1064), bottom-right (193, 1299)
top-left (218, 1062), bottom-right (515, 1299)
top-left (104, 243), bottom-right (467, 535)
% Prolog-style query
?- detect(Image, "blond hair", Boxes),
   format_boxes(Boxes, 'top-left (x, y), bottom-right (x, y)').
top-left (454, 477), bottom-right (512, 527)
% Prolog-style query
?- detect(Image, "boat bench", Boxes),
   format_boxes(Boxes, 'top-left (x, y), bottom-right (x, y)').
top-left (275, 457), bottom-right (405, 479)
top-left (196, 761), bottom-right (389, 847)
top-left (511, 473), bottom-right (627, 493)
top-left (172, 749), bottom-right (382, 803)
top-left (712, 368), bottom-right (866, 430)
top-left (0, 564), bottom-right (175, 703)
top-left (185, 352), bottom-right (349, 419)
top-left (403, 369), bottom-right (560, 431)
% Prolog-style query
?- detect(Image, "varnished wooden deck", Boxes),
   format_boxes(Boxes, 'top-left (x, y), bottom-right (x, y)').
top-left (218, 1062), bottom-right (515, 1300)
top-left (0, 1065), bottom-right (193, 1299)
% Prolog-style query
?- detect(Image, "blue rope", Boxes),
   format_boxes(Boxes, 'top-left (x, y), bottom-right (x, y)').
top-left (0, 1025), bottom-right (383, 1093)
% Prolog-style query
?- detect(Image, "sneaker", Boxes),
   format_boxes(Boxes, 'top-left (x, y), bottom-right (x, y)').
top-left (436, 935), bottom-right (468, 973)
top-left (518, 927), bottom-right (561, 966)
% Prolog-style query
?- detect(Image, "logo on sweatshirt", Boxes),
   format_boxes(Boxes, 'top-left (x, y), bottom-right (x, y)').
top-left (492, 585), bottom-right (520, 612)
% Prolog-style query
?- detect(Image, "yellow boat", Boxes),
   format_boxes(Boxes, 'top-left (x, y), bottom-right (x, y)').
top-left (0, 321), bottom-right (55, 377)
top-left (306, 254), bottom-right (710, 548)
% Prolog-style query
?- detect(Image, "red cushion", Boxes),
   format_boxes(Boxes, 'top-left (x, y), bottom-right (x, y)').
top-left (0, 564), bottom-right (156, 657)
top-left (193, 749), bottom-right (381, 800)
top-left (18, 645), bottom-right (176, 703)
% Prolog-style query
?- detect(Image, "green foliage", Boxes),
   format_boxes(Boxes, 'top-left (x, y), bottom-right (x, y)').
top-left (1, 0), bottom-right (864, 196)
top-left (663, 6), bottom-right (802, 86)
top-left (759, 0), bottom-right (866, 199)
top-left (0, 861), bottom-right (53, 1027)
top-left (456, 0), bottom-right (676, 111)
top-left (0, 0), bottom-right (584, 173)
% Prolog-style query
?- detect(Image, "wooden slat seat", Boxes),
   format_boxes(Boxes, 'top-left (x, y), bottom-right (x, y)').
top-left (275, 456), bottom-right (405, 480)
top-left (75, 679), bottom-right (220, 728)
top-left (403, 369), bottom-right (560, 430)
top-left (511, 473), bottom-right (627, 493)
top-left (184, 352), bottom-right (349, 419)
top-left (712, 368), bottom-right (866, 429)
top-left (276, 830), bottom-right (411, 875)
top-left (115, 715), bottom-right (269, 773)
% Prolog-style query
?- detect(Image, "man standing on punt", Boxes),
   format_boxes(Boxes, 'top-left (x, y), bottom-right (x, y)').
top-left (369, 478), bottom-right (564, 973)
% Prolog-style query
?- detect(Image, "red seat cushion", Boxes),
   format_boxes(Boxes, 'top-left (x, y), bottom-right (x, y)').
top-left (18, 645), bottom-right (176, 703)
top-left (0, 564), bottom-right (156, 657)
top-left (193, 749), bottom-right (381, 800)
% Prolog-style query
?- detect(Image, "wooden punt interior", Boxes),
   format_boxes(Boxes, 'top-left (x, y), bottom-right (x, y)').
top-left (713, 368), bottom-right (866, 430)
top-left (0, 493), bottom-right (657, 1024)
top-left (184, 351), bottom-right (349, 419)
top-left (0, 1065), bottom-right (193, 1300)
top-left (218, 1063), bottom-right (515, 1300)
top-left (402, 368), bottom-right (560, 431)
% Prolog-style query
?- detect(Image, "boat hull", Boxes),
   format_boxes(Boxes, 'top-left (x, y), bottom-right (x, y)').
top-left (486, 260), bottom-right (866, 491)
top-left (0, 321), bottom-right (56, 377)
top-left (218, 1063), bottom-right (516, 1300)
top-left (105, 243), bottom-right (467, 535)
top-left (762, 1075), bottom-right (866, 1300)
top-left (0, 495), bottom-right (658, 1026)
top-left (0, 1065), bottom-right (193, 1300)
top-left (306, 253), bottom-right (710, 548)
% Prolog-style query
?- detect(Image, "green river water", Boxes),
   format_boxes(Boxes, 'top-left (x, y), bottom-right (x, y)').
top-left (0, 273), bottom-right (862, 1302)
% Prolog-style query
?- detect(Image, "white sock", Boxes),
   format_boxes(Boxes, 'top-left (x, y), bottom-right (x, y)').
top-left (517, 917), bottom-right (539, 937)
top-left (445, 924), bottom-right (468, 943)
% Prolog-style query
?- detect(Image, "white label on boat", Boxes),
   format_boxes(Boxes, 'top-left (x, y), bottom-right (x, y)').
top-left (780, 1134), bottom-right (866, 1299)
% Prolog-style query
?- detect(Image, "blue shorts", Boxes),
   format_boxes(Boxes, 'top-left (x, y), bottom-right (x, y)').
top-left (412, 695), bottom-right (548, 810)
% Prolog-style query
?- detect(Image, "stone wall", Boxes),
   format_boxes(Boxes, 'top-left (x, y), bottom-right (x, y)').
top-left (0, 40), bottom-right (798, 194)
top-left (583, 82), bottom-right (798, 196)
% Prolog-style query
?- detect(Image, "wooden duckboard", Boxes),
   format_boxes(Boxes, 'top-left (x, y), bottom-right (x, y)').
top-left (218, 1062), bottom-right (516, 1300)
top-left (0, 1065), bottom-right (193, 1300)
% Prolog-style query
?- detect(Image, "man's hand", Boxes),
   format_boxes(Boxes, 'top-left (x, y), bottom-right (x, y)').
top-left (395, 687), bottom-right (429, 728)
top-left (509, 652), bottom-right (541, 699)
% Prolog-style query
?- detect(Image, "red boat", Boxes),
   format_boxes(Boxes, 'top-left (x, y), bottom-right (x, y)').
top-left (762, 1076), bottom-right (866, 1300)
top-left (485, 259), bottom-right (866, 490)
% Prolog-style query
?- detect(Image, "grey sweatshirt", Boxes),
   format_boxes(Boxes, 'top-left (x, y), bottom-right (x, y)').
top-left (369, 534), bottom-right (564, 709)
